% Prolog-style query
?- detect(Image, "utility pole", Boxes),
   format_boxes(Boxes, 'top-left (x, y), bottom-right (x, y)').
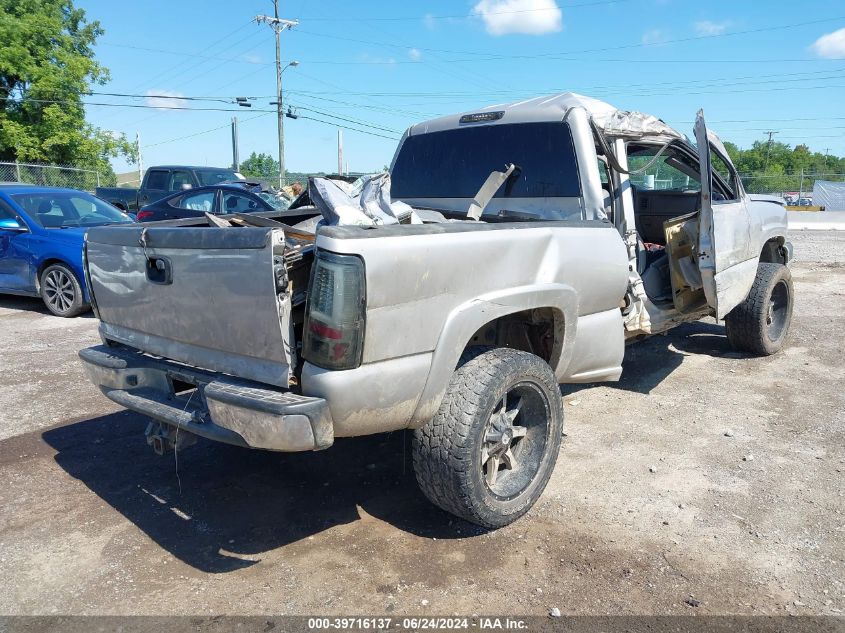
top-left (231, 116), bottom-right (240, 171)
top-left (764, 130), bottom-right (778, 170)
top-left (136, 132), bottom-right (143, 186)
top-left (337, 129), bottom-right (343, 176)
top-left (256, 4), bottom-right (298, 189)
top-left (798, 167), bottom-right (804, 201)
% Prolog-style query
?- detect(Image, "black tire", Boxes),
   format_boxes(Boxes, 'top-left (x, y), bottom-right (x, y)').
top-left (412, 347), bottom-right (564, 528)
top-left (40, 264), bottom-right (86, 317)
top-left (725, 262), bottom-right (793, 356)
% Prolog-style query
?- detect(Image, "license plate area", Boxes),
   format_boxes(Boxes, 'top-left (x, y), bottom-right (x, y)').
top-left (168, 371), bottom-right (198, 396)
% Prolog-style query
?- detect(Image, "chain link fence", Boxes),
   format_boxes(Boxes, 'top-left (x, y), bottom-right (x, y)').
top-left (0, 162), bottom-right (101, 192)
top-left (740, 172), bottom-right (845, 197)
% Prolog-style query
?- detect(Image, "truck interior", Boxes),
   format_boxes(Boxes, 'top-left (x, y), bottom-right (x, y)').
top-left (625, 141), bottom-right (704, 307)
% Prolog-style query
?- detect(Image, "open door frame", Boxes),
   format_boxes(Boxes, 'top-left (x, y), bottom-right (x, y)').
top-left (694, 110), bottom-right (757, 320)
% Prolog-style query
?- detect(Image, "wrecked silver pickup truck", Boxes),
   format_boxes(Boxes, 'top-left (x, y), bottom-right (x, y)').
top-left (79, 93), bottom-right (793, 528)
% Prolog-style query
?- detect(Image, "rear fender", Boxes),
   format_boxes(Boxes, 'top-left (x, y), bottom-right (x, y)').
top-left (409, 284), bottom-right (578, 426)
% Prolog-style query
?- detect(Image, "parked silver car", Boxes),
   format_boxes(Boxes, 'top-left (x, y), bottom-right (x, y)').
top-left (79, 93), bottom-right (792, 527)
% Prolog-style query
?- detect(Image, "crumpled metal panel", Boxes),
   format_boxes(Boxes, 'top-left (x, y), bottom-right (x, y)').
top-left (309, 174), bottom-right (420, 226)
top-left (595, 109), bottom-right (685, 140)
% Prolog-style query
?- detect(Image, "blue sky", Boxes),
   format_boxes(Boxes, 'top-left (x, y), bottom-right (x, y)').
top-left (78, 0), bottom-right (845, 176)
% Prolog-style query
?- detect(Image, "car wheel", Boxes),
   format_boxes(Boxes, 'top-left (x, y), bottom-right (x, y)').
top-left (40, 264), bottom-right (86, 317)
top-left (412, 347), bottom-right (564, 528)
top-left (725, 262), bottom-right (793, 356)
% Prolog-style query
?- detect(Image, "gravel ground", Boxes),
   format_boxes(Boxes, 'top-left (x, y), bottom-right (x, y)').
top-left (0, 231), bottom-right (842, 617)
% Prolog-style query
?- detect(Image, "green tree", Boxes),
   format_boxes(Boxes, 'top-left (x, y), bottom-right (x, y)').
top-left (239, 152), bottom-right (279, 179)
top-left (725, 136), bottom-right (845, 194)
top-left (0, 0), bottom-right (136, 183)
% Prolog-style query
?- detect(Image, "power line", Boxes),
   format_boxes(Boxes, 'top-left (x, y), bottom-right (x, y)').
top-left (298, 0), bottom-right (633, 21)
top-left (97, 40), bottom-right (841, 66)
top-left (143, 112), bottom-right (274, 148)
top-left (10, 96), bottom-right (402, 138)
top-left (290, 14), bottom-right (845, 62)
top-left (293, 114), bottom-right (399, 141)
top-left (279, 67), bottom-right (845, 99)
top-left (99, 42), bottom-right (268, 66)
top-left (290, 105), bottom-right (400, 134)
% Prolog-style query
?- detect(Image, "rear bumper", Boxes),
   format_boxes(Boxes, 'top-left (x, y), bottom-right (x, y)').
top-left (79, 344), bottom-right (334, 452)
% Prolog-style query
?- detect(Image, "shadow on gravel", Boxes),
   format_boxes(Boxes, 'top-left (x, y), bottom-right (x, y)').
top-left (0, 295), bottom-right (94, 318)
top-left (42, 411), bottom-right (477, 574)
top-left (562, 320), bottom-right (749, 397)
top-left (40, 320), bottom-right (742, 574)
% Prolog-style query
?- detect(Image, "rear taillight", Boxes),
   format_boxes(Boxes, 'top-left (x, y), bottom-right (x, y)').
top-left (136, 210), bottom-right (154, 222)
top-left (303, 251), bottom-right (366, 370)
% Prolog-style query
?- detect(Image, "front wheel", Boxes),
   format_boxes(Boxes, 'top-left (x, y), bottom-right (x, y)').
top-left (412, 347), bottom-right (564, 528)
top-left (40, 264), bottom-right (86, 317)
top-left (725, 262), bottom-right (793, 355)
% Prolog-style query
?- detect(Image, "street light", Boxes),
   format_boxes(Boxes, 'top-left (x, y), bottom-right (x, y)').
top-left (269, 62), bottom-right (301, 186)
top-left (274, 60), bottom-right (299, 188)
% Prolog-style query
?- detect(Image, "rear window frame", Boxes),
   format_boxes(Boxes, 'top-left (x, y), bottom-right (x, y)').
top-left (390, 121), bottom-right (583, 200)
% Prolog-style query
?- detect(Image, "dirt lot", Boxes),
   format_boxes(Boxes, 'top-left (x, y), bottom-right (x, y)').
top-left (0, 231), bottom-right (842, 617)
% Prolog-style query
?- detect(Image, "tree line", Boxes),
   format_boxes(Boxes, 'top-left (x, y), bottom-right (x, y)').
top-left (725, 140), bottom-right (845, 194)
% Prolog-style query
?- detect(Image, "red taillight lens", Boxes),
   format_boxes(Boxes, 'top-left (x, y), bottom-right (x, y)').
top-left (309, 319), bottom-right (343, 340)
top-left (136, 210), bottom-right (154, 222)
top-left (303, 252), bottom-right (366, 370)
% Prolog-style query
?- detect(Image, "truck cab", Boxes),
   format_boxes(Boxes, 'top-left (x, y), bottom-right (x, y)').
top-left (96, 166), bottom-right (245, 212)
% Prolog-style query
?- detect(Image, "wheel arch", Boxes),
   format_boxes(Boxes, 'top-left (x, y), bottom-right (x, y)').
top-left (759, 235), bottom-right (788, 264)
top-left (409, 283), bottom-right (579, 427)
top-left (35, 257), bottom-right (73, 290)
top-left (35, 257), bottom-right (88, 302)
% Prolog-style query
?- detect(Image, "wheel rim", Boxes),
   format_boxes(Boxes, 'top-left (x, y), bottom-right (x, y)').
top-left (766, 280), bottom-right (789, 342)
top-left (481, 381), bottom-right (551, 500)
top-left (43, 269), bottom-right (75, 314)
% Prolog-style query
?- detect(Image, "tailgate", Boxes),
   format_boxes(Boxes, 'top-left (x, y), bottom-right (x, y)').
top-left (84, 225), bottom-right (293, 387)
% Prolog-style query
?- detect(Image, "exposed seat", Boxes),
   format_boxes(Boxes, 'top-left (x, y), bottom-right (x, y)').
top-left (632, 186), bottom-right (699, 244)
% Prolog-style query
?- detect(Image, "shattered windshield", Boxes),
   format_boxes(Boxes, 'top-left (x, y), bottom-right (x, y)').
top-left (391, 122), bottom-right (581, 200)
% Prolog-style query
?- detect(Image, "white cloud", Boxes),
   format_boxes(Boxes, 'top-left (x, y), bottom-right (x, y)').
top-left (408, 48), bottom-right (422, 61)
top-left (472, 0), bottom-right (562, 36)
top-left (694, 20), bottom-right (730, 36)
top-left (145, 90), bottom-right (187, 110)
top-left (811, 27), bottom-right (845, 59)
top-left (641, 28), bottom-right (670, 45)
top-left (241, 53), bottom-right (262, 64)
top-left (422, 13), bottom-right (437, 30)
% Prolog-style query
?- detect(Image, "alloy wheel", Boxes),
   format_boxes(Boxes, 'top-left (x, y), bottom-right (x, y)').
top-left (43, 269), bottom-right (76, 315)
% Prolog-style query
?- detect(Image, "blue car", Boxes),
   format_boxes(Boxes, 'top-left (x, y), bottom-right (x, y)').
top-left (0, 184), bottom-right (135, 317)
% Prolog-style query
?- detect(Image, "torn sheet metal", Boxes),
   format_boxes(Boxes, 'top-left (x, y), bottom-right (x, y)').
top-left (594, 109), bottom-right (684, 140)
top-left (309, 174), bottom-right (420, 227)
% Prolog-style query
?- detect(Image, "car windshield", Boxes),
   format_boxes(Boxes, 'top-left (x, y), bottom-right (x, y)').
top-left (256, 191), bottom-right (289, 210)
top-left (12, 191), bottom-right (134, 229)
top-left (196, 169), bottom-right (244, 186)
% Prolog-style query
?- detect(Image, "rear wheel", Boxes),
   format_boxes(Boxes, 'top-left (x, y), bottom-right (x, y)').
top-left (412, 347), bottom-right (563, 528)
top-left (40, 264), bottom-right (86, 317)
top-left (725, 262), bottom-right (793, 355)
